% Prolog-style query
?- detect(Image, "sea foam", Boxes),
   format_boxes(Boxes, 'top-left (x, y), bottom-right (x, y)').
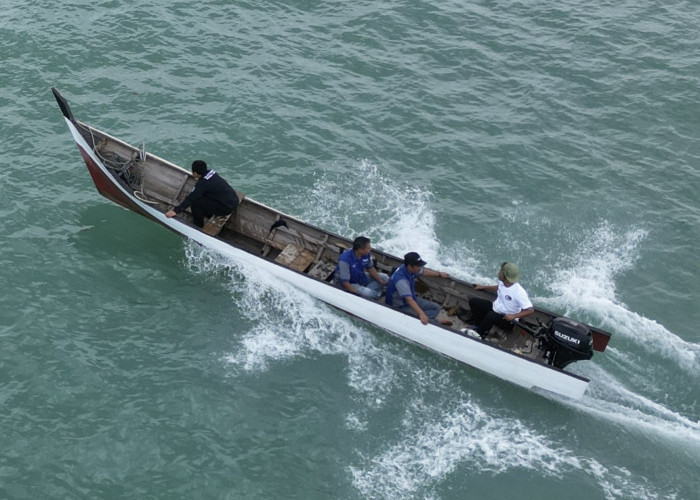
top-left (183, 159), bottom-right (688, 500)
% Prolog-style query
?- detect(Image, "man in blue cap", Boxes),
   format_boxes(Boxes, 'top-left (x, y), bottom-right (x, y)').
top-left (467, 261), bottom-right (534, 340)
top-left (385, 252), bottom-right (451, 325)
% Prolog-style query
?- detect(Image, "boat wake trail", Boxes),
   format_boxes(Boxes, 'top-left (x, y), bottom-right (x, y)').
top-left (526, 221), bottom-right (699, 436)
top-left (349, 387), bottom-right (668, 500)
top-left (185, 170), bottom-right (693, 500)
top-left (538, 222), bottom-right (699, 376)
top-left (203, 246), bottom-right (676, 500)
top-left (566, 364), bottom-right (700, 454)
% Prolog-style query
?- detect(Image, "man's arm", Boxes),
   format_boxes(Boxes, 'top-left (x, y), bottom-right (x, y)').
top-left (422, 268), bottom-right (449, 279)
top-left (368, 266), bottom-right (387, 285)
top-left (473, 284), bottom-right (498, 292)
top-left (166, 181), bottom-right (205, 217)
top-left (503, 307), bottom-right (534, 322)
top-left (337, 260), bottom-right (359, 294)
top-left (404, 296), bottom-right (429, 325)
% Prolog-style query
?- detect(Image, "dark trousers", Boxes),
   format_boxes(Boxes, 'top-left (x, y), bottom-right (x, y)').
top-left (191, 198), bottom-right (234, 227)
top-left (468, 297), bottom-right (508, 338)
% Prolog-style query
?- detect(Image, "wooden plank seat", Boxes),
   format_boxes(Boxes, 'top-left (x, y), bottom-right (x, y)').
top-left (203, 213), bottom-right (232, 236)
top-left (275, 244), bottom-right (316, 272)
top-left (201, 190), bottom-right (246, 237)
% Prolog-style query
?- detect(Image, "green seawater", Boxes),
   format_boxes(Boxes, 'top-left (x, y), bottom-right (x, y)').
top-left (1, 1), bottom-right (698, 498)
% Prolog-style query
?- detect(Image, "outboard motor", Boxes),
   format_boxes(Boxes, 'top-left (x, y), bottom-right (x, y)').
top-left (542, 317), bottom-right (593, 369)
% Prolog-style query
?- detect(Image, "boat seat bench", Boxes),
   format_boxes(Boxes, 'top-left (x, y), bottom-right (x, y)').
top-left (275, 244), bottom-right (317, 272)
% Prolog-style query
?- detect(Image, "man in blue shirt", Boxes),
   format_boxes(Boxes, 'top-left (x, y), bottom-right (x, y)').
top-left (386, 252), bottom-right (451, 325)
top-left (334, 236), bottom-right (389, 299)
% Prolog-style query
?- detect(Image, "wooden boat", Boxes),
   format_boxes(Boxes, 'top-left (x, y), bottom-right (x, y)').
top-left (52, 88), bottom-right (611, 400)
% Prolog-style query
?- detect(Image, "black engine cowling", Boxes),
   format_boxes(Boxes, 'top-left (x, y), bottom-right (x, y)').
top-left (542, 317), bottom-right (594, 369)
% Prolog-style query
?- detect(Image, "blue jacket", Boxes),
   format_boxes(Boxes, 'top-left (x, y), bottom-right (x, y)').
top-left (385, 264), bottom-right (416, 307)
top-left (334, 249), bottom-right (371, 286)
top-left (174, 170), bottom-right (239, 214)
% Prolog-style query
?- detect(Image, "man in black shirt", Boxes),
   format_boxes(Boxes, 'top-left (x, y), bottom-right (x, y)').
top-left (166, 160), bottom-right (239, 227)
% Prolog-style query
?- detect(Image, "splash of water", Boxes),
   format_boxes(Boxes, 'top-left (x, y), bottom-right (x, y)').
top-left (349, 395), bottom-right (669, 500)
top-left (566, 363), bottom-right (700, 451)
top-left (296, 159), bottom-right (441, 261)
top-left (182, 241), bottom-right (404, 408)
top-left (537, 222), bottom-right (699, 374)
top-left (181, 161), bottom-right (694, 500)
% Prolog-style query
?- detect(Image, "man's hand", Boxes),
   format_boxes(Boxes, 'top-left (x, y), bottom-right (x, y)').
top-left (419, 311), bottom-right (429, 325)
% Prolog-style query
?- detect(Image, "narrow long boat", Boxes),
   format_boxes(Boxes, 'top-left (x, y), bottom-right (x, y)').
top-left (52, 88), bottom-right (611, 400)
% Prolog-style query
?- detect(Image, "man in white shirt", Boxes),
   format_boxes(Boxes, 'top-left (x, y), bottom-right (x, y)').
top-left (467, 262), bottom-right (534, 340)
